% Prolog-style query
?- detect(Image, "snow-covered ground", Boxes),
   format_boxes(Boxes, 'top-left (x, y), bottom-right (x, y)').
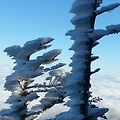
top-left (0, 66), bottom-right (120, 120)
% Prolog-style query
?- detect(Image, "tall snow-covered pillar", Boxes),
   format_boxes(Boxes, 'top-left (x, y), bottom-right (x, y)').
top-left (65, 1), bottom-right (98, 119)
top-left (57, 0), bottom-right (120, 120)
top-left (54, 0), bottom-right (120, 119)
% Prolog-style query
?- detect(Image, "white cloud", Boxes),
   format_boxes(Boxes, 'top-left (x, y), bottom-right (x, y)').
top-left (0, 65), bottom-right (12, 109)
top-left (91, 74), bottom-right (120, 120)
top-left (39, 103), bottom-right (69, 120)
top-left (0, 65), bottom-right (13, 119)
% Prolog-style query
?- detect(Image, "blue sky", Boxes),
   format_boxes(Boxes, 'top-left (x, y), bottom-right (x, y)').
top-left (0, 0), bottom-right (120, 77)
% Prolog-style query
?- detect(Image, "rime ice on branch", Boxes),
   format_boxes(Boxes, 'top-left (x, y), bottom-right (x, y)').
top-left (55, 0), bottom-right (120, 120)
top-left (0, 38), bottom-right (66, 120)
top-left (28, 64), bottom-right (66, 120)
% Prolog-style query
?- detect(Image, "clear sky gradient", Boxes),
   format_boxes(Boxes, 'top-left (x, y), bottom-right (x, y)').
top-left (0, 0), bottom-right (120, 77)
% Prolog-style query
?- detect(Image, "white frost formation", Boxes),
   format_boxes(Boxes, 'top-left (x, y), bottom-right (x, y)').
top-left (0, 38), bottom-right (65, 120)
top-left (55, 0), bottom-right (120, 120)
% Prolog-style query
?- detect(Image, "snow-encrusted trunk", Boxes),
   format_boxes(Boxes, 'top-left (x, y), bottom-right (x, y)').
top-left (57, 0), bottom-right (120, 120)
top-left (50, 1), bottom-right (109, 120)
top-left (65, 1), bottom-right (97, 119)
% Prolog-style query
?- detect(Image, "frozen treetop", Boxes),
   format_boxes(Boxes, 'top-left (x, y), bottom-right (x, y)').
top-left (4, 38), bottom-right (62, 92)
top-left (70, 0), bottom-right (103, 14)
top-left (4, 37), bottom-right (53, 64)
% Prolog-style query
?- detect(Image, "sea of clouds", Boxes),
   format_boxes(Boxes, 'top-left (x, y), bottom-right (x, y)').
top-left (0, 66), bottom-right (120, 120)
top-left (0, 65), bottom-right (13, 109)
top-left (0, 65), bottom-right (13, 120)
top-left (39, 75), bottom-right (120, 120)
top-left (91, 74), bottom-right (120, 120)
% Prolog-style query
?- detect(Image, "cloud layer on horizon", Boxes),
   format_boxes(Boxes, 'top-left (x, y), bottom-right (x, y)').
top-left (0, 65), bottom-right (13, 109)
top-left (91, 74), bottom-right (120, 120)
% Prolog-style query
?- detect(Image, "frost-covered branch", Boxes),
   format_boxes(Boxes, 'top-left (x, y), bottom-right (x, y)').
top-left (4, 37), bottom-right (53, 64)
top-left (29, 68), bottom-right (66, 119)
top-left (88, 24), bottom-right (120, 41)
top-left (91, 68), bottom-right (100, 75)
top-left (95, 3), bottom-right (120, 15)
top-left (91, 56), bottom-right (99, 62)
top-left (92, 41), bottom-right (99, 48)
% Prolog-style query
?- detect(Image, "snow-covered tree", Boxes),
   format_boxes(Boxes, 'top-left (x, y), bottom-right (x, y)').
top-left (54, 1), bottom-right (120, 120)
top-left (0, 38), bottom-right (66, 120)
top-left (28, 63), bottom-right (66, 120)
